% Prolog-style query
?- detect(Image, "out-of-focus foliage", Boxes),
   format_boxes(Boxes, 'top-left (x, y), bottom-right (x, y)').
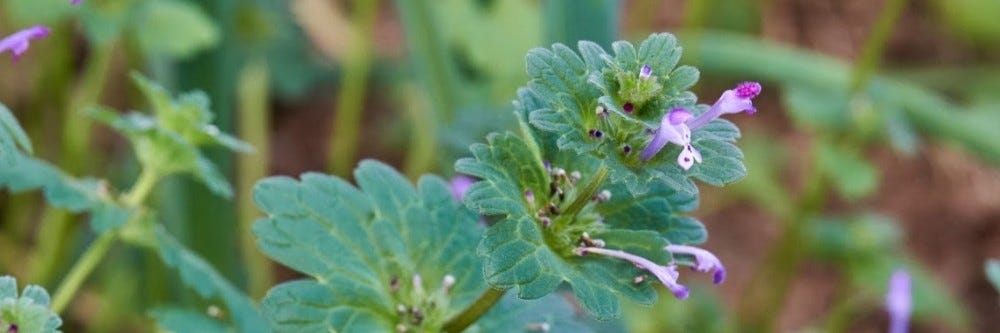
top-left (0, 276), bottom-right (61, 333)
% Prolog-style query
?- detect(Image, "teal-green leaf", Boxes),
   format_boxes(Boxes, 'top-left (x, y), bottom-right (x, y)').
top-left (153, 227), bottom-right (267, 333)
top-left (0, 102), bottom-right (33, 165)
top-left (133, 0), bottom-right (220, 58)
top-left (455, 132), bottom-right (548, 217)
top-left (151, 307), bottom-right (231, 333)
top-left (0, 276), bottom-right (62, 333)
top-left (254, 160), bottom-right (488, 332)
top-left (816, 141), bottom-right (879, 200)
top-left (469, 293), bottom-right (593, 333)
top-left (986, 259), bottom-right (1000, 294)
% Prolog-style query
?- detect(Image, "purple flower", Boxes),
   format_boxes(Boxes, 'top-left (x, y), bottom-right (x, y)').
top-left (686, 81), bottom-right (761, 130)
top-left (0, 26), bottom-right (51, 61)
top-left (886, 269), bottom-right (912, 333)
top-left (640, 107), bottom-right (702, 170)
top-left (575, 246), bottom-right (689, 299)
top-left (639, 64), bottom-right (653, 79)
top-left (449, 175), bottom-right (475, 201)
top-left (72, 0), bottom-right (83, 4)
top-left (666, 245), bottom-right (726, 284)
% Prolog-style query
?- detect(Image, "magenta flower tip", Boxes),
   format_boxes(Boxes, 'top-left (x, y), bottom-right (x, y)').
top-left (713, 268), bottom-right (726, 285)
top-left (735, 81), bottom-right (762, 99)
top-left (672, 285), bottom-right (690, 299)
top-left (639, 64), bottom-right (652, 79)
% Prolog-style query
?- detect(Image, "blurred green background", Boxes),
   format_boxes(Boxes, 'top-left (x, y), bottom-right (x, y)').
top-left (1, 0), bottom-right (999, 332)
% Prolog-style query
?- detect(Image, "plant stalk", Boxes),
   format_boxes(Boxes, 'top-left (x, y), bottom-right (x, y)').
top-left (849, 0), bottom-right (908, 94)
top-left (237, 59), bottom-right (273, 298)
top-left (50, 169), bottom-right (160, 313)
top-left (328, 0), bottom-right (379, 177)
top-left (441, 288), bottom-right (506, 332)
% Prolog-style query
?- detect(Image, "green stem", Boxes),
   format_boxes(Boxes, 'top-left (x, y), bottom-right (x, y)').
top-left (237, 59), bottom-right (273, 298)
top-left (50, 169), bottom-right (159, 313)
top-left (393, 0), bottom-right (459, 121)
top-left (50, 231), bottom-right (116, 313)
top-left (737, 141), bottom-right (827, 332)
top-left (29, 41), bottom-right (117, 286)
top-left (562, 166), bottom-right (610, 218)
top-left (402, 84), bottom-right (437, 179)
top-left (328, 0), bottom-right (379, 177)
top-left (441, 288), bottom-right (506, 333)
top-left (849, 0), bottom-right (908, 93)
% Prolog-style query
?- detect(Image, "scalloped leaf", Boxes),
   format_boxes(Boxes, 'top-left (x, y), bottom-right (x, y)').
top-left (151, 307), bottom-right (230, 333)
top-left (0, 151), bottom-right (131, 234)
top-left (0, 102), bottom-right (32, 165)
top-left (0, 276), bottom-right (61, 333)
top-left (254, 160), bottom-right (488, 332)
top-left (468, 293), bottom-right (592, 333)
top-left (153, 226), bottom-right (267, 333)
top-left (455, 132), bottom-right (548, 217)
top-left (479, 219), bottom-right (668, 320)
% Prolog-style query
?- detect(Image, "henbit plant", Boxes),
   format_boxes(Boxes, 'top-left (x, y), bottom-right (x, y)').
top-left (0, 74), bottom-right (266, 332)
top-left (252, 32), bottom-right (757, 332)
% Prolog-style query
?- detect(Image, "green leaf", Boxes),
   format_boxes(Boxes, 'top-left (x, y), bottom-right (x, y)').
top-left (151, 307), bottom-right (231, 333)
top-left (0, 276), bottom-right (62, 333)
top-left (986, 259), bottom-right (1000, 294)
top-left (816, 141), bottom-right (879, 200)
top-left (4, 0), bottom-right (75, 25)
top-left (479, 220), bottom-right (667, 320)
top-left (79, 0), bottom-right (140, 44)
top-left (254, 160), bottom-right (487, 332)
top-left (599, 181), bottom-right (706, 245)
top-left (92, 74), bottom-right (251, 198)
top-left (455, 132), bottom-right (547, 217)
top-left (133, 0), bottom-right (220, 58)
top-left (469, 293), bottom-right (592, 333)
top-left (153, 226), bottom-right (267, 333)
top-left (0, 102), bottom-right (33, 165)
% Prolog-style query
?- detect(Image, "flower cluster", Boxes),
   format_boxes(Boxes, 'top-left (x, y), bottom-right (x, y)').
top-left (641, 79), bottom-right (761, 170)
top-left (0, 1), bottom-right (83, 61)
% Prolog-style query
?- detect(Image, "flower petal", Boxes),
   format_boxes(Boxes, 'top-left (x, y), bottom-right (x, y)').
top-left (0, 26), bottom-right (51, 61)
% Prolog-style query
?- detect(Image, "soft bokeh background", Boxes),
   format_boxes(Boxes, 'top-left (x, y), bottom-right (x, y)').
top-left (1, 0), bottom-right (999, 332)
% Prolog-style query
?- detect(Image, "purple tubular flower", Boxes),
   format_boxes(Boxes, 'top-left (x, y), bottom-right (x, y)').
top-left (639, 64), bottom-right (653, 79)
top-left (666, 245), bottom-right (726, 284)
top-left (575, 246), bottom-right (689, 299)
top-left (886, 270), bottom-right (912, 333)
top-left (686, 81), bottom-right (762, 130)
top-left (640, 108), bottom-right (702, 170)
top-left (449, 175), bottom-right (475, 201)
top-left (72, 0), bottom-right (83, 4)
top-left (0, 26), bottom-right (51, 61)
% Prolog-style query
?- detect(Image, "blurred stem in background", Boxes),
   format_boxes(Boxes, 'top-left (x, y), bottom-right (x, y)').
top-left (30, 40), bottom-right (119, 287)
top-left (393, 0), bottom-right (459, 178)
top-left (237, 58), bottom-right (272, 299)
top-left (736, 0), bottom-right (908, 331)
top-left (401, 84), bottom-right (436, 179)
top-left (542, 0), bottom-right (618, 49)
top-left (328, 0), bottom-right (379, 178)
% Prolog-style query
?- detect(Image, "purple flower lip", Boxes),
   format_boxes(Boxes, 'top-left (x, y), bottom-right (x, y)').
top-left (0, 25), bottom-right (51, 61)
top-left (685, 81), bottom-right (762, 129)
top-left (666, 245), bottom-right (726, 284)
top-left (575, 246), bottom-right (689, 299)
top-left (886, 269), bottom-right (912, 333)
top-left (640, 108), bottom-right (701, 170)
top-left (639, 64), bottom-right (653, 79)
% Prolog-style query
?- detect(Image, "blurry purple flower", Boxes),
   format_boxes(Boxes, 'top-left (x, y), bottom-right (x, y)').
top-left (0, 26), bottom-right (51, 61)
top-left (886, 269), bottom-right (912, 333)
top-left (666, 244), bottom-right (726, 284)
top-left (72, 0), bottom-right (83, 4)
top-left (575, 246), bottom-right (689, 299)
top-left (449, 175), bottom-right (475, 201)
top-left (687, 81), bottom-right (761, 130)
top-left (639, 64), bottom-right (653, 79)
top-left (640, 107), bottom-right (702, 170)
